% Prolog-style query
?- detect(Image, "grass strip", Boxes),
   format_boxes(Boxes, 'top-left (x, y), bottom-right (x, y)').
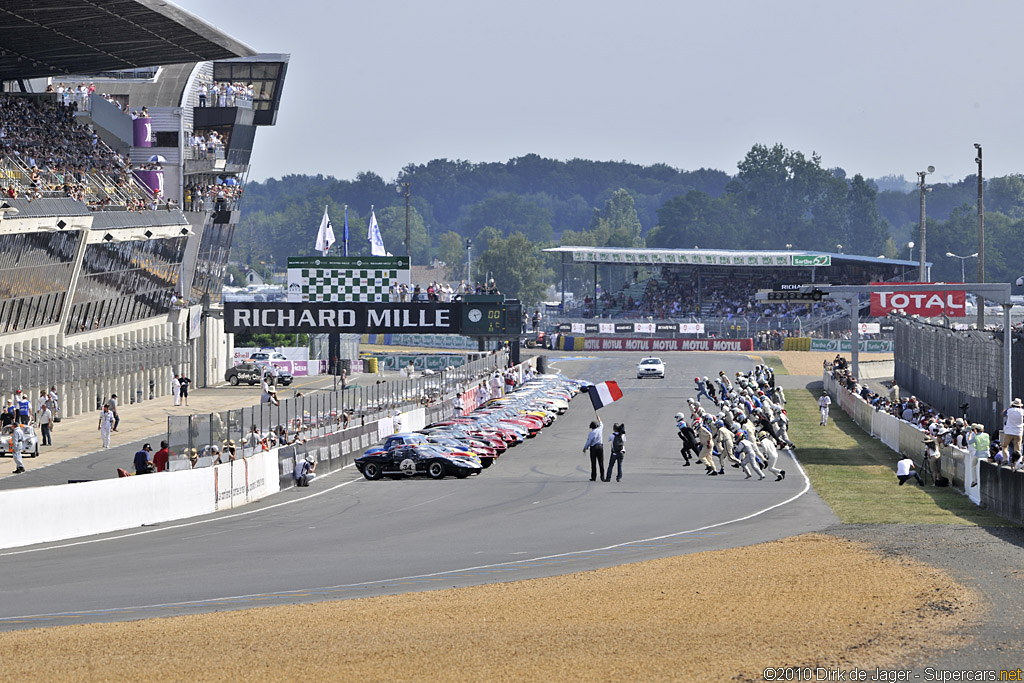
top-left (756, 354), bottom-right (789, 375)
top-left (787, 385), bottom-right (1012, 526)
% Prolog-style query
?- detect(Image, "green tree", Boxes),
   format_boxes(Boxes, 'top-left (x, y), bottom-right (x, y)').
top-left (589, 189), bottom-right (644, 247)
top-left (731, 143), bottom-right (848, 249)
top-left (459, 193), bottom-right (553, 243)
top-left (843, 174), bottom-right (890, 256)
top-left (375, 205), bottom-right (430, 263)
top-left (475, 232), bottom-right (553, 305)
top-left (647, 190), bottom-right (747, 249)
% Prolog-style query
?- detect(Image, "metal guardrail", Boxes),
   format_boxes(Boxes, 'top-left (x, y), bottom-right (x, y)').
top-left (166, 350), bottom-right (509, 460)
top-left (0, 342), bottom-right (188, 405)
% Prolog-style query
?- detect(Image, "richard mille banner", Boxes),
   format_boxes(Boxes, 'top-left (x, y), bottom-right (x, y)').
top-left (225, 302), bottom-right (459, 334)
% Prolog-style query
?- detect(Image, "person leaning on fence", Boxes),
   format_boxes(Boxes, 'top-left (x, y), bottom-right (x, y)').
top-left (923, 436), bottom-right (941, 481)
top-left (896, 454), bottom-right (924, 486)
top-left (1000, 397), bottom-right (1024, 470)
top-left (969, 424), bottom-right (990, 488)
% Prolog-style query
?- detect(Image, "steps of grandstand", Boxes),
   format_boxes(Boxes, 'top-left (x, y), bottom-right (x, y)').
top-left (601, 277), bottom-right (663, 316)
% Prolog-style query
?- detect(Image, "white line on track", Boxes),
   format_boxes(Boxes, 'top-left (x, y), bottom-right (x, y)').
top-left (0, 450), bottom-right (812, 624)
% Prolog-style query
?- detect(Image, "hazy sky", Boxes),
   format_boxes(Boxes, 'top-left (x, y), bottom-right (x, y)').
top-left (174, 0), bottom-right (1023, 185)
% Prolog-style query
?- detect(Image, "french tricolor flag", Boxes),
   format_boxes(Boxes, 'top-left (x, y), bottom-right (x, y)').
top-left (587, 381), bottom-right (623, 411)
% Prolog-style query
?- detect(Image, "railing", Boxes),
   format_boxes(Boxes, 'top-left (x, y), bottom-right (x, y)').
top-left (166, 350), bottom-right (509, 460)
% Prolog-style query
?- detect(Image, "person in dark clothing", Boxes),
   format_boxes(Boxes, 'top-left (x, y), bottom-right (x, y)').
top-left (133, 443), bottom-right (154, 475)
top-left (604, 423), bottom-right (626, 482)
top-left (674, 413), bottom-right (697, 466)
top-left (178, 375), bottom-right (192, 406)
top-left (582, 417), bottom-right (604, 482)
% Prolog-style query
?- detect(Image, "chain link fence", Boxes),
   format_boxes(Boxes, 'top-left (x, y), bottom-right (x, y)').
top-left (893, 316), bottom-right (1021, 431)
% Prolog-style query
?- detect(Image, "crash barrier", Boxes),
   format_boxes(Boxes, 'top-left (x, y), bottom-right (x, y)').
top-left (0, 355), bottom-right (539, 550)
top-left (824, 373), bottom-right (1024, 523)
top-left (555, 336), bottom-right (754, 352)
top-left (0, 450), bottom-right (280, 550)
top-left (893, 315), bottom-right (1022, 433)
top-left (167, 350), bottom-right (509, 455)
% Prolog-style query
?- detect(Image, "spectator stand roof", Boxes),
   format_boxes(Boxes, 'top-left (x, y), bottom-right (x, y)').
top-left (0, 0), bottom-right (256, 82)
top-left (543, 246), bottom-right (924, 270)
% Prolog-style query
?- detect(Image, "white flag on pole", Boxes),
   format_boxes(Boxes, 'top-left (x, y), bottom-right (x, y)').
top-left (314, 206), bottom-right (335, 256)
top-left (367, 208), bottom-right (388, 256)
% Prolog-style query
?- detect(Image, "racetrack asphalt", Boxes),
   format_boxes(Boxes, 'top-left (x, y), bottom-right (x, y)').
top-left (0, 352), bottom-right (839, 630)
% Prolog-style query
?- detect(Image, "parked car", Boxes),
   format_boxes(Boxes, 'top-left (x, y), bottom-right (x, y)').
top-left (0, 424), bottom-right (39, 458)
top-left (636, 357), bottom-right (666, 379)
top-left (355, 444), bottom-right (482, 480)
top-left (225, 362), bottom-right (264, 386)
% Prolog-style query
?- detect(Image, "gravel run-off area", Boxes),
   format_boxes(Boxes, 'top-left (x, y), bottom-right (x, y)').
top-left (0, 533), bottom-right (980, 681)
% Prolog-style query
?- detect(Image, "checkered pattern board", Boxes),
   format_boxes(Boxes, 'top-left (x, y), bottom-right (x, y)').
top-left (301, 268), bottom-right (398, 302)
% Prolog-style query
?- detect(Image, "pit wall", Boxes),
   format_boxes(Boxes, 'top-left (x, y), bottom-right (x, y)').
top-left (0, 357), bottom-right (538, 551)
top-left (823, 373), bottom-right (1024, 525)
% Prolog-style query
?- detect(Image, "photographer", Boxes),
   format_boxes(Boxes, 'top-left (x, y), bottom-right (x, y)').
top-left (895, 454), bottom-right (924, 486)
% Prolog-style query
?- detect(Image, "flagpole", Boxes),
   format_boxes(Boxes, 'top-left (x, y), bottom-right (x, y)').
top-left (344, 204), bottom-right (349, 257)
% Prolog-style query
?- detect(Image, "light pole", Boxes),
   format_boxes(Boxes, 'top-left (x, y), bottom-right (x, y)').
top-left (396, 182), bottom-right (411, 260)
top-left (466, 237), bottom-right (472, 283)
top-left (917, 166), bottom-right (934, 281)
top-left (945, 251), bottom-right (978, 283)
top-left (836, 243), bottom-right (843, 254)
top-left (975, 143), bottom-right (985, 329)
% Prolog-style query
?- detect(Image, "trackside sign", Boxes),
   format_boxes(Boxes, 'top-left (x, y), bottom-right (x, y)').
top-left (225, 302), bottom-right (460, 334)
top-left (581, 337), bottom-right (753, 352)
top-left (869, 290), bottom-right (966, 318)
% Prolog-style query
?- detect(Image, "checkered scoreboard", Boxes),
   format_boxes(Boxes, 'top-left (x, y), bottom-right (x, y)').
top-left (287, 256), bottom-right (410, 303)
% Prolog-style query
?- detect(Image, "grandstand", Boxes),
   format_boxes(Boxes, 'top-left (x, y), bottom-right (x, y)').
top-left (544, 246), bottom-right (925, 339)
top-left (0, 1), bottom-right (288, 419)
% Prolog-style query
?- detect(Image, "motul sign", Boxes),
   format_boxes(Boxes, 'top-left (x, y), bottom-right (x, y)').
top-left (869, 290), bottom-right (966, 317)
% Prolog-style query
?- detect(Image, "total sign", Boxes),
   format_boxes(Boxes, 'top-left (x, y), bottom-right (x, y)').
top-left (869, 290), bottom-right (966, 317)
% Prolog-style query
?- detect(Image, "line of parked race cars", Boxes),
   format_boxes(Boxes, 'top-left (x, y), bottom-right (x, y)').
top-left (354, 374), bottom-right (586, 480)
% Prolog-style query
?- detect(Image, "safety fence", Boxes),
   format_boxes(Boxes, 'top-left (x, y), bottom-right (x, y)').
top-left (824, 372), bottom-right (1024, 525)
top-left (892, 316), bottom-right (1019, 432)
top-left (167, 350), bottom-right (509, 458)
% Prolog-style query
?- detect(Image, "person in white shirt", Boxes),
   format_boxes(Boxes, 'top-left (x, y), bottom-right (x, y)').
top-left (582, 417), bottom-right (604, 482)
top-left (11, 423), bottom-right (26, 473)
top-left (1000, 397), bottom-right (1024, 470)
top-left (758, 431), bottom-right (785, 481)
top-left (98, 404), bottom-right (114, 448)
top-left (818, 393), bottom-right (832, 426)
top-left (896, 455), bottom-right (924, 486)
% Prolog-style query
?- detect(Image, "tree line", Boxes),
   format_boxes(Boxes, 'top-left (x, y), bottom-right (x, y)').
top-left (233, 145), bottom-right (1024, 305)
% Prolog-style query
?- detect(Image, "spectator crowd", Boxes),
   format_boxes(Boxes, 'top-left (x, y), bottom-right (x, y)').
top-left (0, 94), bottom-right (148, 209)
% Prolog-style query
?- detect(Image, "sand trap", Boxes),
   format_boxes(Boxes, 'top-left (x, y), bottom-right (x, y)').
top-left (0, 533), bottom-right (974, 681)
